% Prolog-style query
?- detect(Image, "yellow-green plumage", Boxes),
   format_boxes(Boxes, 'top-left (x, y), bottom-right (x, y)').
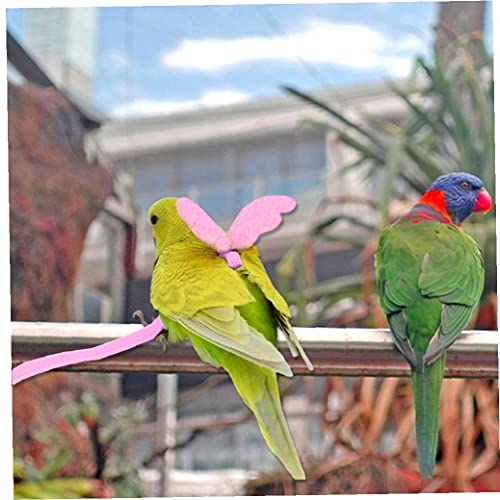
top-left (148, 198), bottom-right (312, 479)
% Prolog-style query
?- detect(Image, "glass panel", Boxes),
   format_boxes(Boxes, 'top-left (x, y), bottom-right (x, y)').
top-left (133, 165), bottom-right (176, 194)
top-left (198, 185), bottom-right (234, 220)
top-left (261, 176), bottom-right (287, 195)
top-left (233, 184), bottom-right (254, 212)
top-left (261, 173), bottom-right (320, 197)
top-left (179, 156), bottom-right (228, 188)
top-left (284, 173), bottom-right (320, 194)
top-left (197, 183), bottom-right (255, 223)
top-left (236, 136), bottom-right (325, 182)
top-left (237, 146), bottom-right (284, 180)
top-left (288, 138), bottom-right (326, 173)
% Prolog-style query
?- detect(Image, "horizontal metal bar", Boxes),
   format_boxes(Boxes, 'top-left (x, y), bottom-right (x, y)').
top-left (11, 322), bottom-right (498, 378)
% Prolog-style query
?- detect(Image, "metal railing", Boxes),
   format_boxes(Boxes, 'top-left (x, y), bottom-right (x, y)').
top-left (11, 322), bottom-right (498, 378)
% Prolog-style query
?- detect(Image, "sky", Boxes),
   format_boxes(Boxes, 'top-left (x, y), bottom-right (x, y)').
top-left (6, 2), bottom-right (493, 120)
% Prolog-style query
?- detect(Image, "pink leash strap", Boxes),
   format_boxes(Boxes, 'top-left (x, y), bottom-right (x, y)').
top-left (12, 317), bottom-right (165, 385)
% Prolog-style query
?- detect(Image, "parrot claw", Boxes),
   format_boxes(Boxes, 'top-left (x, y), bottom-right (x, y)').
top-left (133, 309), bottom-right (150, 327)
top-left (154, 327), bottom-right (169, 350)
top-left (158, 334), bottom-right (169, 351)
top-left (132, 310), bottom-right (169, 346)
top-left (133, 310), bottom-right (169, 348)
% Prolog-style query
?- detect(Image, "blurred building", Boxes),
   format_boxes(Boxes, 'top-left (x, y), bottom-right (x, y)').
top-left (23, 7), bottom-right (97, 102)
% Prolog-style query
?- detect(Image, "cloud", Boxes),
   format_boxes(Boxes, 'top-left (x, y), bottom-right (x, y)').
top-left (102, 48), bottom-right (129, 72)
top-left (111, 88), bottom-right (250, 119)
top-left (162, 18), bottom-right (422, 77)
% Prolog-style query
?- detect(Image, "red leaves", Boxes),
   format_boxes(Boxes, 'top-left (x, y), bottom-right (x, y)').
top-left (9, 83), bottom-right (112, 321)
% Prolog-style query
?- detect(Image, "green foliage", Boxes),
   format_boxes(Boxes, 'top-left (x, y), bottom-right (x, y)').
top-left (14, 478), bottom-right (96, 500)
top-left (280, 34), bottom-right (495, 325)
top-left (286, 34), bottom-right (494, 201)
top-left (14, 453), bottom-right (96, 499)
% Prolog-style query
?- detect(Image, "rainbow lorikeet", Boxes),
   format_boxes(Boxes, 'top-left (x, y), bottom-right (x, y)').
top-left (148, 198), bottom-right (313, 480)
top-left (375, 172), bottom-right (491, 476)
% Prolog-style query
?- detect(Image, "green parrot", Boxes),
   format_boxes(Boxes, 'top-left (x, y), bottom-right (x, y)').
top-left (147, 197), bottom-right (313, 480)
top-left (375, 172), bottom-right (491, 477)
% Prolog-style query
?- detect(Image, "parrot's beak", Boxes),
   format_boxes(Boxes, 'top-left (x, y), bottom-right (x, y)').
top-left (473, 188), bottom-right (492, 214)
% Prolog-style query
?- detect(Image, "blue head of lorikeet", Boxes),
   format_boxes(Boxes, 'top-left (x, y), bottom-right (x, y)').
top-left (375, 172), bottom-right (491, 477)
top-left (414, 172), bottom-right (492, 225)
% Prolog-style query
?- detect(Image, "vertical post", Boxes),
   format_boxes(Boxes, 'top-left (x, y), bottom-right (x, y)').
top-left (102, 213), bottom-right (126, 323)
top-left (156, 374), bottom-right (178, 497)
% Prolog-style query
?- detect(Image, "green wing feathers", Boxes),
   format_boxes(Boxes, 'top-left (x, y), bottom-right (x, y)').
top-left (376, 220), bottom-right (484, 363)
top-left (241, 247), bottom-right (313, 370)
top-left (168, 308), bottom-right (292, 376)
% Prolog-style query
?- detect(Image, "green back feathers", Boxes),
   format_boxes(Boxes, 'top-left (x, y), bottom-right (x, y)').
top-left (376, 218), bottom-right (484, 362)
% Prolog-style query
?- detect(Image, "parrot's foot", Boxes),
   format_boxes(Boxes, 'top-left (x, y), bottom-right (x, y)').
top-left (133, 309), bottom-right (150, 327)
top-left (157, 332), bottom-right (169, 351)
top-left (133, 310), bottom-right (169, 349)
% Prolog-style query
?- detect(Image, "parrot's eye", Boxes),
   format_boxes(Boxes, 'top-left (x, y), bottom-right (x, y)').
top-left (460, 181), bottom-right (471, 190)
top-left (150, 214), bottom-right (159, 225)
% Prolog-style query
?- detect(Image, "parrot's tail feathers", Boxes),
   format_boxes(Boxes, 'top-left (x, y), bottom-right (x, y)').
top-left (227, 361), bottom-right (305, 480)
top-left (412, 354), bottom-right (446, 477)
top-left (254, 375), bottom-right (306, 480)
top-left (278, 316), bottom-right (314, 371)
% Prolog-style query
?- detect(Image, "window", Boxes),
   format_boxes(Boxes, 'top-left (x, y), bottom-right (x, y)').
top-left (233, 184), bottom-right (254, 213)
top-left (261, 173), bottom-right (320, 197)
top-left (286, 137), bottom-right (326, 174)
top-left (237, 145), bottom-right (284, 180)
top-left (179, 156), bottom-right (228, 189)
top-left (198, 184), bottom-right (255, 222)
top-left (198, 185), bottom-right (235, 221)
top-left (134, 165), bottom-right (176, 195)
top-left (236, 134), bottom-right (325, 185)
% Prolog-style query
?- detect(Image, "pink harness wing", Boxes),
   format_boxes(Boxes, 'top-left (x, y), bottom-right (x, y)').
top-left (177, 195), bottom-right (297, 269)
top-left (228, 195), bottom-right (297, 249)
top-left (12, 317), bottom-right (164, 385)
top-left (176, 197), bottom-right (231, 254)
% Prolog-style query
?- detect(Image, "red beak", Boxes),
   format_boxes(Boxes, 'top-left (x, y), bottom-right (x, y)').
top-left (473, 188), bottom-right (492, 213)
